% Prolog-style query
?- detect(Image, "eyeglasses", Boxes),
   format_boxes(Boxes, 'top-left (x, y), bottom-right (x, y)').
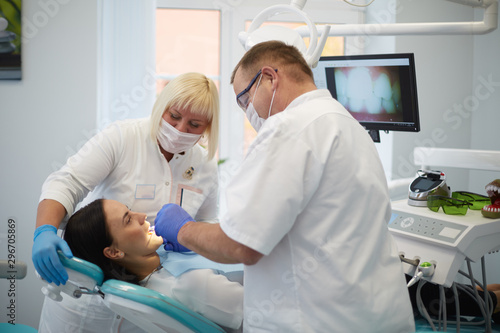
top-left (427, 195), bottom-right (472, 215)
top-left (236, 68), bottom-right (278, 110)
top-left (427, 191), bottom-right (489, 215)
top-left (451, 191), bottom-right (490, 210)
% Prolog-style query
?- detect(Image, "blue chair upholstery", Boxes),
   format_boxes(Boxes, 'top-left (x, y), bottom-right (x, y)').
top-left (101, 280), bottom-right (225, 333)
top-left (44, 253), bottom-right (225, 333)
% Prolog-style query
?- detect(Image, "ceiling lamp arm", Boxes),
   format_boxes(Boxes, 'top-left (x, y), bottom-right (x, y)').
top-left (295, 0), bottom-right (497, 36)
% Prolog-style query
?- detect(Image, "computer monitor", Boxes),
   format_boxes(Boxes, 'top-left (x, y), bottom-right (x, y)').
top-left (312, 53), bottom-right (420, 142)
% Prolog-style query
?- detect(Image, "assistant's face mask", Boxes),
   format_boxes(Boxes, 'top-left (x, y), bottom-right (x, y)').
top-left (157, 118), bottom-right (202, 154)
top-left (245, 75), bottom-right (276, 132)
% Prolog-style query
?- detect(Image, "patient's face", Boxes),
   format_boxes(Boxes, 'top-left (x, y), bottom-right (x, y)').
top-left (103, 199), bottom-right (164, 256)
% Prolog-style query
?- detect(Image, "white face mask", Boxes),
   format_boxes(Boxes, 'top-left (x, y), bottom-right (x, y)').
top-left (245, 103), bottom-right (265, 133)
top-left (157, 118), bottom-right (202, 154)
top-left (245, 75), bottom-right (276, 132)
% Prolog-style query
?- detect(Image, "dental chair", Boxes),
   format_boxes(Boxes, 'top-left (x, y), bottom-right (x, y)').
top-left (41, 252), bottom-right (226, 333)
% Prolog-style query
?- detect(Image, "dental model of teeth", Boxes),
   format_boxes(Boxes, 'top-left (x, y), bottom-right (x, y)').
top-left (482, 179), bottom-right (500, 219)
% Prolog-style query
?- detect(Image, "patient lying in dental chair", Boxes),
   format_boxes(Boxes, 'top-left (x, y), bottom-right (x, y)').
top-left (61, 198), bottom-right (243, 331)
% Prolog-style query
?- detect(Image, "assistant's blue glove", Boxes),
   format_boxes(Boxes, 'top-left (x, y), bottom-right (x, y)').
top-left (32, 225), bottom-right (73, 286)
top-left (154, 204), bottom-right (194, 252)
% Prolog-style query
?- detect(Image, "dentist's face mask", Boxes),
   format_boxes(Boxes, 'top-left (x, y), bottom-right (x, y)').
top-left (157, 118), bottom-right (202, 154)
top-left (236, 69), bottom-right (277, 132)
top-left (245, 75), bottom-right (265, 132)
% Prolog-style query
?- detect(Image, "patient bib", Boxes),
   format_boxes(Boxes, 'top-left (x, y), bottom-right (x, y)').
top-left (158, 250), bottom-right (243, 277)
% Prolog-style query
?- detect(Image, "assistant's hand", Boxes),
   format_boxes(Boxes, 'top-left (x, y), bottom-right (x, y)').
top-left (32, 225), bottom-right (73, 286)
top-left (154, 204), bottom-right (194, 252)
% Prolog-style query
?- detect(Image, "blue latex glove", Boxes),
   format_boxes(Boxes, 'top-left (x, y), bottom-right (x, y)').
top-left (32, 225), bottom-right (73, 286)
top-left (154, 204), bottom-right (194, 252)
top-left (163, 241), bottom-right (191, 252)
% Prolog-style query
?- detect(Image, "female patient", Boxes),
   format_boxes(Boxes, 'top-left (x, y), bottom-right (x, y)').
top-left (63, 198), bottom-right (243, 331)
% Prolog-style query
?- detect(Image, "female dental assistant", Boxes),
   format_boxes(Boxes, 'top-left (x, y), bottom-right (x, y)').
top-left (32, 72), bottom-right (220, 332)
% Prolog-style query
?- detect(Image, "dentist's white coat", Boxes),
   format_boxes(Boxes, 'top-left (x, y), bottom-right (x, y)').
top-left (221, 90), bottom-right (415, 333)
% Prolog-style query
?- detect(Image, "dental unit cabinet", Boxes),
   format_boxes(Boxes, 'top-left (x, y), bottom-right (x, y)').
top-left (390, 200), bottom-right (500, 287)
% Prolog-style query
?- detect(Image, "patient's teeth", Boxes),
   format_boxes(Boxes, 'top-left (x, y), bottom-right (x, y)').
top-left (346, 67), bottom-right (372, 100)
top-left (348, 97), bottom-right (365, 112)
top-left (335, 70), bottom-right (347, 97)
top-left (393, 80), bottom-right (401, 105)
top-left (383, 98), bottom-right (396, 114)
top-left (374, 73), bottom-right (392, 100)
top-left (366, 93), bottom-right (382, 114)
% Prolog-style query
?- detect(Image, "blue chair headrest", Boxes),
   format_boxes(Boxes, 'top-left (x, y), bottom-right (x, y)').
top-left (58, 251), bottom-right (104, 286)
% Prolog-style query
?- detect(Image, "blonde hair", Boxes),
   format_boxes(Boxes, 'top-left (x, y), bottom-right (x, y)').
top-left (150, 73), bottom-right (219, 160)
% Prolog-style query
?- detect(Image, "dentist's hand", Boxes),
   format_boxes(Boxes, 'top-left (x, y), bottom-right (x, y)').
top-left (154, 204), bottom-right (194, 252)
top-left (32, 225), bottom-right (73, 286)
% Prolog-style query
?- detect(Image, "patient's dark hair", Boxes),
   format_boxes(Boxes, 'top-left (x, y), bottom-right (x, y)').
top-left (63, 199), bottom-right (139, 284)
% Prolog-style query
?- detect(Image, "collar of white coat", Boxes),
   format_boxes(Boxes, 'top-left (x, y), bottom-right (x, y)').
top-left (260, 89), bottom-right (331, 123)
top-left (256, 89), bottom-right (332, 134)
top-left (286, 89), bottom-right (332, 111)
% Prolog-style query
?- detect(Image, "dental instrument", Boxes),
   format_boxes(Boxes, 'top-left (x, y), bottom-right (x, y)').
top-left (408, 169), bottom-right (450, 207)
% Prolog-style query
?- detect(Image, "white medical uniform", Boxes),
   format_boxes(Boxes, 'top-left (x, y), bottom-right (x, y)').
top-left (38, 117), bottom-right (219, 333)
top-left (40, 117), bottom-right (218, 223)
top-left (143, 267), bottom-right (243, 330)
top-left (221, 90), bottom-right (415, 333)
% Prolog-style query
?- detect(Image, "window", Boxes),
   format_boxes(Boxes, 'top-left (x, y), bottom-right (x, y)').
top-left (154, 1), bottom-right (364, 214)
top-left (155, 9), bottom-right (220, 95)
top-left (155, 1), bottom-right (363, 164)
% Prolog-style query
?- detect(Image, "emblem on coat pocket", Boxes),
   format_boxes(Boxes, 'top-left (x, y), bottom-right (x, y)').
top-left (183, 167), bottom-right (194, 180)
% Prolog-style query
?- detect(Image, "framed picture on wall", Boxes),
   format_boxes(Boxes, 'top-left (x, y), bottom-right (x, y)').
top-left (0, 0), bottom-right (21, 80)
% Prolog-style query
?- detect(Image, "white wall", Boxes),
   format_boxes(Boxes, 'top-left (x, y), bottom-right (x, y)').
top-left (0, 0), bottom-right (98, 328)
top-left (364, 0), bottom-right (397, 180)
top-left (470, 5), bottom-right (500, 192)
top-left (392, 0), bottom-right (474, 190)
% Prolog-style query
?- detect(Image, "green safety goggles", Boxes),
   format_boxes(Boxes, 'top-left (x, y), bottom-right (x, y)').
top-left (451, 191), bottom-right (490, 210)
top-left (427, 191), bottom-right (489, 215)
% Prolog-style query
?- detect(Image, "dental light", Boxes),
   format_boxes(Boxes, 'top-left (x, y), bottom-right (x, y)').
top-left (237, 0), bottom-right (331, 67)
top-left (239, 0), bottom-right (497, 67)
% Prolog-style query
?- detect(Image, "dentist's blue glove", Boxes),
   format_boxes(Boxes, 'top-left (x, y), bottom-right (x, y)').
top-left (32, 225), bottom-right (73, 286)
top-left (154, 204), bottom-right (193, 253)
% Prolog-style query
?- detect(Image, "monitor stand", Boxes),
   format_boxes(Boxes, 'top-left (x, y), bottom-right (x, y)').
top-left (368, 129), bottom-right (380, 143)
